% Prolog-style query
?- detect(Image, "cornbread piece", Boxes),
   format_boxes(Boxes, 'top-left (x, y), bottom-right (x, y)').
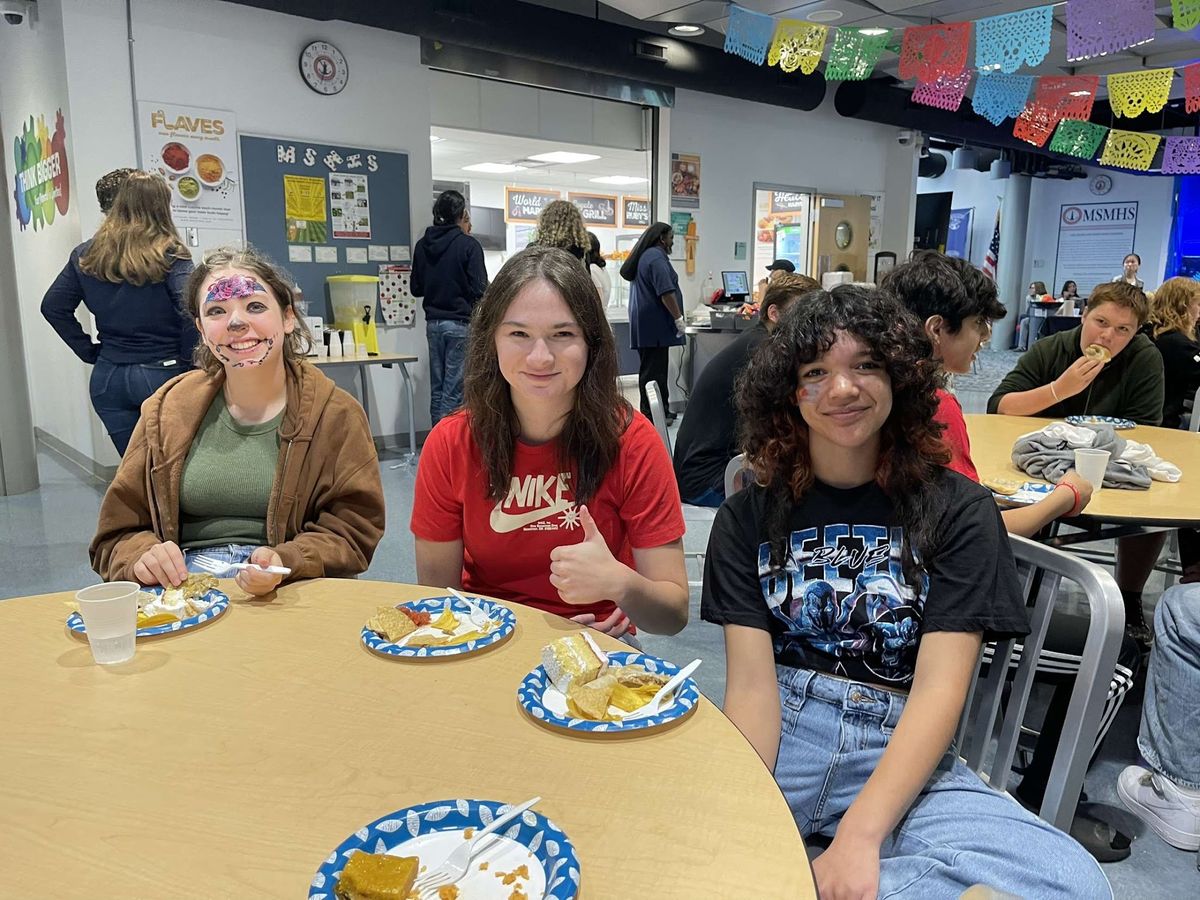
top-left (334, 852), bottom-right (419, 899)
top-left (541, 633), bottom-right (607, 692)
top-left (981, 477), bottom-right (1022, 496)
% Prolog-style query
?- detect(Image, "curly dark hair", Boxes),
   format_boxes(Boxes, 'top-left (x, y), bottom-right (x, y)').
top-left (464, 245), bottom-right (631, 504)
top-left (880, 250), bottom-right (1006, 332)
top-left (735, 284), bottom-right (950, 593)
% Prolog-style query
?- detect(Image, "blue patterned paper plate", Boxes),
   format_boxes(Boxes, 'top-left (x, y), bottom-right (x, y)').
top-left (361, 595), bottom-right (516, 659)
top-left (66, 587), bottom-right (229, 638)
top-left (518, 650), bottom-right (700, 735)
top-left (990, 481), bottom-right (1056, 507)
top-left (309, 798), bottom-right (580, 900)
top-left (1066, 415), bottom-right (1135, 430)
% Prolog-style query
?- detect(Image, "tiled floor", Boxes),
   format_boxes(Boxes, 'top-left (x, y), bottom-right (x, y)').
top-left (2, 353), bottom-right (1195, 896)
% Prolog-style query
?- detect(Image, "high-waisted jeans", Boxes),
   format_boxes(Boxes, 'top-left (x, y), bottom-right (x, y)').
top-left (773, 667), bottom-right (1112, 899)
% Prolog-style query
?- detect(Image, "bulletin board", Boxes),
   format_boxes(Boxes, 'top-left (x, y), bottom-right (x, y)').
top-left (238, 134), bottom-right (412, 322)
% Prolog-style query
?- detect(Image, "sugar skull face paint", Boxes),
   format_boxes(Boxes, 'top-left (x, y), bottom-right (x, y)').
top-left (198, 269), bottom-right (294, 370)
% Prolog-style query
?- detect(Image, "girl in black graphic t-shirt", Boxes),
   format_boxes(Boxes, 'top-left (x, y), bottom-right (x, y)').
top-left (701, 286), bottom-right (1109, 900)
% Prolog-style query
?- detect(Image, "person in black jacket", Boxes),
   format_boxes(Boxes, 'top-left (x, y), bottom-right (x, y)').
top-left (41, 171), bottom-right (196, 455)
top-left (411, 190), bottom-right (488, 426)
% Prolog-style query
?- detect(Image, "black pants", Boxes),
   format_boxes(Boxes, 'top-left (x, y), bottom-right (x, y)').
top-left (637, 346), bottom-right (669, 420)
top-left (1178, 527), bottom-right (1200, 573)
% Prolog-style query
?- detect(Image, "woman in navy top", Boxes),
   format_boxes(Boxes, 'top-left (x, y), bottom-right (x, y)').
top-left (619, 222), bottom-right (685, 420)
top-left (42, 171), bottom-right (196, 455)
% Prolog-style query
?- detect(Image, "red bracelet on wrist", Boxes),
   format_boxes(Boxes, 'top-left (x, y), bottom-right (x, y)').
top-left (1055, 481), bottom-right (1082, 516)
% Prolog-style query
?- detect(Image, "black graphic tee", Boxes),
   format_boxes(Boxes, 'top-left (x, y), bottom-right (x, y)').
top-left (701, 473), bottom-right (1029, 688)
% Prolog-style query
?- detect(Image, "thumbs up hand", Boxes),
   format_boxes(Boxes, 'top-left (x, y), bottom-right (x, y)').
top-left (549, 505), bottom-right (627, 606)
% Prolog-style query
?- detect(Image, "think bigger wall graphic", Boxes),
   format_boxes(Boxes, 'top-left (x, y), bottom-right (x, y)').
top-left (12, 110), bottom-right (71, 231)
top-left (760, 523), bottom-right (927, 684)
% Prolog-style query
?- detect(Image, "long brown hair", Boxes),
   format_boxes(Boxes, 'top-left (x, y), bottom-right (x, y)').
top-left (1150, 276), bottom-right (1200, 340)
top-left (463, 245), bottom-right (630, 504)
top-left (184, 245), bottom-right (313, 375)
top-left (736, 284), bottom-right (950, 593)
top-left (79, 171), bottom-right (189, 285)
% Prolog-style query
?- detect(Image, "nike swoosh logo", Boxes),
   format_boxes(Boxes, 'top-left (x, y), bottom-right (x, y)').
top-left (490, 498), bottom-right (575, 533)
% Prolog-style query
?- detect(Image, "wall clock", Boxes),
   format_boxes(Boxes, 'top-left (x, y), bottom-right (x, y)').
top-left (300, 41), bottom-right (349, 95)
top-left (1089, 174), bottom-right (1113, 196)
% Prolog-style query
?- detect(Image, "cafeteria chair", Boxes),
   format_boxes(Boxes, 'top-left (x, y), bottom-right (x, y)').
top-left (682, 454), bottom-right (748, 590)
top-left (644, 381), bottom-right (672, 455)
top-left (956, 535), bottom-right (1125, 832)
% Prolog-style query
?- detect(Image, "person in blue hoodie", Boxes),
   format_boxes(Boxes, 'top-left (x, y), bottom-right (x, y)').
top-left (411, 190), bottom-right (489, 426)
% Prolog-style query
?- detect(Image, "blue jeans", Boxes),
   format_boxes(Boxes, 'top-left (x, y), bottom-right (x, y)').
top-left (184, 543), bottom-right (257, 574)
top-left (774, 668), bottom-right (1111, 899)
top-left (426, 318), bottom-right (468, 426)
top-left (90, 357), bottom-right (189, 455)
top-left (1139, 584), bottom-right (1200, 791)
top-left (683, 485), bottom-right (725, 508)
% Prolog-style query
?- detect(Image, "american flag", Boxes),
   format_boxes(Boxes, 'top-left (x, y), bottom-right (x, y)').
top-left (982, 206), bottom-right (1000, 280)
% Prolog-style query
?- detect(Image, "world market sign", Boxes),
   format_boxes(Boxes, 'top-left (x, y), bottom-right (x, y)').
top-left (11, 109), bottom-right (71, 231)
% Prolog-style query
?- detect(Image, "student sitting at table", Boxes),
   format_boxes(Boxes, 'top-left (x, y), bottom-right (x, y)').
top-left (410, 245), bottom-right (688, 641)
top-left (1057, 279), bottom-right (1080, 316)
top-left (702, 285), bottom-right (1109, 900)
top-left (673, 273), bottom-right (818, 508)
top-left (988, 281), bottom-right (1166, 642)
top-left (1149, 276), bottom-right (1200, 431)
top-left (90, 246), bottom-right (386, 596)
top-left (1117, 583), bottom-right (1200, 852)
top-left (881, 252), bottom-right (1092, 537)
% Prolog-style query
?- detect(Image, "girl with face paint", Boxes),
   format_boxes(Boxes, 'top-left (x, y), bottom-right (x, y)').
top-left (91, 246), bottom-right (385, 597)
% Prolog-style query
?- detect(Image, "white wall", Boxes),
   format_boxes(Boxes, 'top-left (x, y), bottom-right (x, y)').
top-left (917, 157), bottom-right (1004, 271)
top-left (1022, 167), bottom-right (1175, 294)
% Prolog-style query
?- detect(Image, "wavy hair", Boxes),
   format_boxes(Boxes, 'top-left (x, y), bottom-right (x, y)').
top-left (1151, 276), bottom-right (1200, 340)
top-left (882, 251), bottom-right (1006, 331)
top-left (79, 171), bottom-right (189, 285)
top-left (530, 200), bottom-right (589, 258)
top-left (183, 245), bottom-right (313, 375)
top-left (464, 245), bottom-right (631, 504)
top-left (1086, 281), bottom-right (1149, 325)
top-left (735, 284), bottom-right (950, 593)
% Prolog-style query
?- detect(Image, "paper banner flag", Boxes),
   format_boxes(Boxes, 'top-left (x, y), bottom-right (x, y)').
top-left (723, 4), bottom-right (778, 66)
top-left (1162, 137), bottom-right (1200, 175)
top-left (899, 22), bottom-right (971, 82)
top-left (1172, 0), bottom-right (1200, 31)
top-left (1098, 129), bottom-right (1162, 172)
top-left (975, 4), bottom-right (1053, 74)
top-left (825, 28), bottom-right (891, 81)
top-left (1066, 0), bottom-right (1155, 62)
top-left (1012, 76), bottom-right (1099, 147)
top-left (768, 20), bottom-right (829, 75)
top-left (913, 70), bottom-right (972, 111)
top-left (1185, 63), bottom-right (1200, 115)
top-left (1048, 120), bottom-right (1109, 159)
top-left (972, 74), bottom-right (1035, 125)
top-left (1108, 69), bottom-right (1175, 118)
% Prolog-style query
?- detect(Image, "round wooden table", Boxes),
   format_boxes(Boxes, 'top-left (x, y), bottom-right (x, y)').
top-left (964, 414), bottom-right (1200, 528)
top-left (0, 579), bottom-right (815, 898)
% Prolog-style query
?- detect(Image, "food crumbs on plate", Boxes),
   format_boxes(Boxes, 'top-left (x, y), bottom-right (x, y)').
top-left (509, 888), bottom-right (528, 900)
top-left (437, 887), bottom-right (460, 900)
top-left (463, 827), bottom-right (475, 839)
top-left (479, 861), bottom-right (489, 871)
top-left (495, 864), bottom-right (530, 885)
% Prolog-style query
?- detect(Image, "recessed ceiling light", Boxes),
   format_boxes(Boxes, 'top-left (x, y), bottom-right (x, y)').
top-left (527, 151), bottom-right (602, 164)
top-left (858, 27), bottom-right (888, 36)
top-left (589, 175), bottom-right (648, 185)
top-left (668, 24), bottom-right (705, 36)
top-left (807, 10), bottom-right (843, 23)
top-left (429, 134), bottom-right (443, 143)
top-left (462, 162), bottom-right (527, 174)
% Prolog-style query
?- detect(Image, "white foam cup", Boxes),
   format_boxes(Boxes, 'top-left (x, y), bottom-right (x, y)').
top-left (1073, 448), bottom-right (1111, 490)
top-left (74, 581), bottom-right (140, 664)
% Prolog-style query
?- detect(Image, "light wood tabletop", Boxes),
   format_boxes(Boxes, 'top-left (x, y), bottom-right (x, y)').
top-left (312, 351), bottom-right (418, 368)
top-left (965, 414), bottom-right (1200, 526)
top-left (0, 579), bottom-right (814, 899)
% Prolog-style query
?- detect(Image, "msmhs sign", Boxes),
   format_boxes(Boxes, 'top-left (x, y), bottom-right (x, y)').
top-left (1055, 201), bottom-right (1138, 296)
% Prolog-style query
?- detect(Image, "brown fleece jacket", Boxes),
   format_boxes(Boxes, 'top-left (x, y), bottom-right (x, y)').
top-left (90, 358), bottom-right (385, 583)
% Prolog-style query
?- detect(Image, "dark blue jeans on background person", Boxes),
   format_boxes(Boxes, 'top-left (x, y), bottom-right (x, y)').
top-left (89, 357), bottom-right (189, 455)
top-left (426, 318), bottom-right (468, 426)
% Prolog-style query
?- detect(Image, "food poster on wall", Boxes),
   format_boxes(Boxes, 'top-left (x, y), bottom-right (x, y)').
top-left (670, 152), bottom-right (700, 209)
top-left (378, 264), bottom-right (416, 326)
top-left (11, 108), bottom-right (70, 232)
top-left (138, 101), bottom-right (240, 229)
top-left (329, 172), bottom-right (372, 239)
top-left (283, 175), bottom-right (327, 243)
top-left (1054, 202), bottom-right (1138, 295)
top-left (754, 189), bottom-right (811, 279)
top-left (669, 211), bottom-right (692, 261)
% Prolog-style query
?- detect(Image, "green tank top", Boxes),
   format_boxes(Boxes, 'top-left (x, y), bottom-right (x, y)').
top-left (178, 395), bottom-right (285, 550)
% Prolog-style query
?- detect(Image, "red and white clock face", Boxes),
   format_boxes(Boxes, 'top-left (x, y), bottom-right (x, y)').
top-left (300, 41), bottom-right (348, 95)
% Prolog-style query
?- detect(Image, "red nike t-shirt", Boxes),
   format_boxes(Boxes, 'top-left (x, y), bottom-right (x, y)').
top-left (411, 410), bottom-right (686, 624)
top-left (934, 388), bottom-right (980, 482)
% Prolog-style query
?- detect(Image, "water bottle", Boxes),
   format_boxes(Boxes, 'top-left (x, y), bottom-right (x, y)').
top-left (702, 271), bottom-right (715, 305)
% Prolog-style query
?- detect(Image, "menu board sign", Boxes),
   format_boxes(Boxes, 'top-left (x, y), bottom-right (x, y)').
top-left (505, 187), bottom-right (561, 223)
top-left (569, 192), bottom-right (617, 227)
top-left (622, 196), bottom-right (650, 228)
top-left (770, 191), bottom-right (808, 213)
top-left (138, 100), bottom-right (241, 230)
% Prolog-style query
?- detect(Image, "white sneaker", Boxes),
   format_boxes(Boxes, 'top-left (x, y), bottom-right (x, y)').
top-left (1117, 765), bottom-right (1200, 851)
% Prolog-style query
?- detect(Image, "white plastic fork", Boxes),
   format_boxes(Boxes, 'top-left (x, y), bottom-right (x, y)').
top-left (446, 586), bottom-right (497, 630)
top-left (619, 658), bottom-right (702, 719)
top-left (190, 554), bottom-right (291, 577)
top-left (413, 795), bottom-right (541, 898)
